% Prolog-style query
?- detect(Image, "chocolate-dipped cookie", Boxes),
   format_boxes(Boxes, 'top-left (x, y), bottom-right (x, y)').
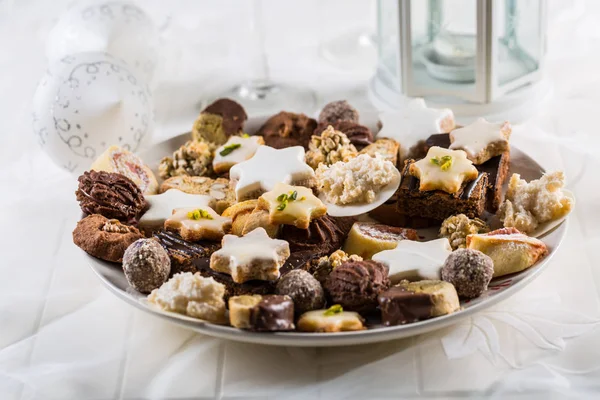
top-left (229, 294), bottom-right (295, 331)
top-left (257, 111), bottom-right (317, 150)
top-left (192, 98), bottom-right (247, 144)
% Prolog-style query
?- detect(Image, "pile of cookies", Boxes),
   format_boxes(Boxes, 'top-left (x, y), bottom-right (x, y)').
top-left (72, 98), bottom-right (574, 333)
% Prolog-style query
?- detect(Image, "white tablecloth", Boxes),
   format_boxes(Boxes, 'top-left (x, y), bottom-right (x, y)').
top-left (2, 1), bottom-right (600, 399)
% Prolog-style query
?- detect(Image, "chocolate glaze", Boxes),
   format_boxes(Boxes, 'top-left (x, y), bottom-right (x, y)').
top-left (403, 162), bottom-right (487, 201)
top-left (378, 286), bottom-right (434, 326)
top-left (249, 295), bottom-right (295, 331)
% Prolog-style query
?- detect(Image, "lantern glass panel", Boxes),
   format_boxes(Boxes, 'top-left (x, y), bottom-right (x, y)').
top-left (495, 0), bottom-right (543, 88)
top-left (377, 0), bottom-right (401, 90)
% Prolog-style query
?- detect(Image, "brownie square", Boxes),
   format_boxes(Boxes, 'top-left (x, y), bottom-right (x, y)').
top-left (425, 133), bottom-right (510, 212)
top-left (396, 160), bottom-right (489, 222)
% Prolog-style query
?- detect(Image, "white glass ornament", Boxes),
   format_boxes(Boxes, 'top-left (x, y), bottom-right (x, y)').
top-left (32, 52), bottom-right (153, 174)
top-left (46, 1), bottom-right (159, 83)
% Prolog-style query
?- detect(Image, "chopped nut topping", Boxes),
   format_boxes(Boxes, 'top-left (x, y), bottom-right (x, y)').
top-left (158, 140), bottom-right (217, 179)
top-left (102, 219), bottom-right (134, 234)
top-left (305, 125), bottom-right (358, 169)
top-left (439, 214), bottom-right (490, 250)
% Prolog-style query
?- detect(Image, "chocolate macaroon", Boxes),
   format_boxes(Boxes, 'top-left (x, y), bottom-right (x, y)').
top-left (192, 98), bottom-right (248, 145)
top-left (257, 111), bottom-right (317, 150)
top-left (325, 260), bottom-right (390, 315)
top-left (280, 215), bottom-right (355, 257)
top-left (76, 170), bottom-right (147, 224)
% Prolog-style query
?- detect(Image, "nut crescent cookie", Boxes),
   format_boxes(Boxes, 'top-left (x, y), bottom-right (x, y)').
top-left (165, 207), bottom-right (232, 242)
top-left (210, 228), bottom-right (290, 283)
top-left (449, 118), bottom-right (511, 165)
top-left (409, 146), bottom-right (478, 194)
top-left (72, 214), bottom-right (144, 263)
top-left (159, 176), bottom-right (235, 215)
top-left (257, 183), bottom-right (327, 229)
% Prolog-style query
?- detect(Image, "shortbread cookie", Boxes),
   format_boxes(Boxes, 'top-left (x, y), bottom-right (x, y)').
top-left (73, 214), bottom-right (144, 263)
top-left (210, 228), bottom-right (290, 283)
top-left (228, 294), bottom-right (295, 331)
top-left (377, 98), bottom-right (455, 162)
top-left (297, 306), bottom-right (365, 332)
top-left (257, 183), bottom-right (327, 229)
top-left (343, 222), bottom-right (418, 259)
top-left (123, 238), bottom-right (171, 293)
top-left (409, 146), bottom-right (478, 194)
top-left (165, 207), bottom-right (231, 241)
top-left (378, 280), bottom-right (460, 326)
top-left (359, 138), bottom-right (400, 167)
top-left (139, 189), bottom-right (215, 232)
top-left (213, 135), bottom-right (264, 174)
top-left (449, 118), bottom-right (511, 165)
top-left (372, 238), bottom-right (452, 283)
top-left (160, 176), bottom-right (235, 214)
top-left (498, 172), bottom-right (573, 234)
top-left (91, 145), bottom-right (158, 195)
top-left (158, 139), bottom-right (217, 179)
top-left (148, 272), bottom-right (227, 324)
top-left (229, 146), bottom-right (315, 201)
top-left (192, 98), bottom-right (247, 144)
top-left (466, 227), bottom-right (548, 277)
top-left (222, 200), bottom-right (280, 238)
top-left (76, 170), bottom-right (147, 223)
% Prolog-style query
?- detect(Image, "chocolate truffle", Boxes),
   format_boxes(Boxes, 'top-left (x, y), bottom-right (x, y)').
top-left (276, 270), bottom-right (326, 314)
top-left (257, 111), bottom-right (317, 149)
top-left (324, 260), bottom-right (390, 315)
top-left (73, 214), bottom-right (144, 263)
top-left (76, 170), bottom-right (147, 223)
top-left (314, 120), bottom-right (373, 150)
top-left (123, 238), bottom-right (171, 293)
top-left (192, 98), bottom-right (247, 144)
top-left (318, 100), bottom-right (359, 125)
top-left (280, 215), bottom-right (355, 257)
top-left (441, 248), bottom-right (493, 298)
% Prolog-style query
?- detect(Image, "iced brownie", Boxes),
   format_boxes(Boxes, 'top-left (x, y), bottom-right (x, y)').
top-left (425, 133), bottom-right (510, 212)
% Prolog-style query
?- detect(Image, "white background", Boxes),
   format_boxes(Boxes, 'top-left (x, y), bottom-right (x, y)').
top-left (2, 0), bottom-right (600, 399)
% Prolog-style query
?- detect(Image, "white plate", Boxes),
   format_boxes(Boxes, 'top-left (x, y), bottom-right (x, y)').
top-left (83, 114), bottom-right (570, 347)
top-left (319, 168), bottom-right (401, 217)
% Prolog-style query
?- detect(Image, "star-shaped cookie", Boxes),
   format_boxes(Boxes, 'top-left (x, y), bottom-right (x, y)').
top-left (372, 238), bottom-right (452, 283)
top-left (165, 206), bottom-right (232, 241)
top-left (212, 135), bottom-right (265, 174)
top-left (257, 182), bottom-right (327, 229)
top-left (139, 189), bottom-right (215, 231)
top-left (210, 228), bottom-right (291, 283)
top-left (409, 146), bottom-right (478, 194)
top-left (449, 118), bottom-right (511, 164)
top-left (229, 146), bottom-right (315, 201)
top-left (377, 98), bottom-right (455, 161)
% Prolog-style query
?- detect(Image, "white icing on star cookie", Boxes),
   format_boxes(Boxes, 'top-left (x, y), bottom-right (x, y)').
top-left (257, 182), bottom-right (327, 229)
top-left (449, 118), bottom-right (511, 165)
top-left (372, 238), bottom-right (452, 283)
top-left (210, 228), bottom-right (291, 283)
top-left (139, 189), bottom-right (215, 231)
top-left (409, 146), bottom-right (478, 194)
top-left (229, 146), bottom-right (315, 201)
top-left (377, 98), bottom-right (455, 161)
top-left (212, 135), bottom-right (265, 174)
top-left (165, 207), bottom-right (232, 241)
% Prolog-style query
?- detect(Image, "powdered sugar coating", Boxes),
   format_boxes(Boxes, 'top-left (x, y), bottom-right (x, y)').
top-left (148, 272), bottom-right (227, 324)
top-left (316, 153), bottom-right (396, 205)
top-left (122, 238), bottom-right (171, 293)
top-left (276, 270), bottom-right (325, 314)
top-left (441, 248), bottom-right (493, 298)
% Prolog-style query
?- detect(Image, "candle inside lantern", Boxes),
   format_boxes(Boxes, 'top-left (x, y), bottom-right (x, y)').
top-left (432, 33), bottom-right (476, 67)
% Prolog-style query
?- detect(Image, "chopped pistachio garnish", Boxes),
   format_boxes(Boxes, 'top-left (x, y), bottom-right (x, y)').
top-left (187, 209), bottom-right (214, 220)
top-left (276, 202), bottom-right (287, 211)
top-left (276, 193), bottom-right (288, 202)
top-left (431, 155), bottom-right (453, 171)
top-left (219, 143), bottom-right (241, 156)
top-left (324, 304), bottom-right (343, 316)
top-left (240, 133), bottom-right (250, 138)
top-left (275, 190), bottom-right (303, 212)
top-left (299, 196), bottom-right (306, 201)
top-left (289, 190), bottom-right (298, 201)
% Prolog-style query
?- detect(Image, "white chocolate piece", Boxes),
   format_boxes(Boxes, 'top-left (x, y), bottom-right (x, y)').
top-left (210, 228), bottom-right (290, 283)
top-left (377, 98), bottom-right (455, 161)
top-left (147, 273), bottom-right (227, 324)
top-left (229, 146), bottom-right (315, 201)
top-left (372, 238), bottom-right (452, 283)
top-left (165, 207), bottom-right (231, 241)
top-left (297, 309), bottom-right (365, 332)
top-left (449, 118), bottom-right (511, 164)
top-left (91, 145), bottom-right (159, 195)
top-left (139, 189), bottom-right (215, 231)
top-left (409, 146), bottom-right (478, 194)
top-left (213, 135), bottom-right (264, 174)
top-left (257, 183), bottom-right (327, 229)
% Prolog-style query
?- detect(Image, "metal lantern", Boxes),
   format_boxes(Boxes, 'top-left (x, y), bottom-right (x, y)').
top-left (370, 0), bottom-right (550, 119)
